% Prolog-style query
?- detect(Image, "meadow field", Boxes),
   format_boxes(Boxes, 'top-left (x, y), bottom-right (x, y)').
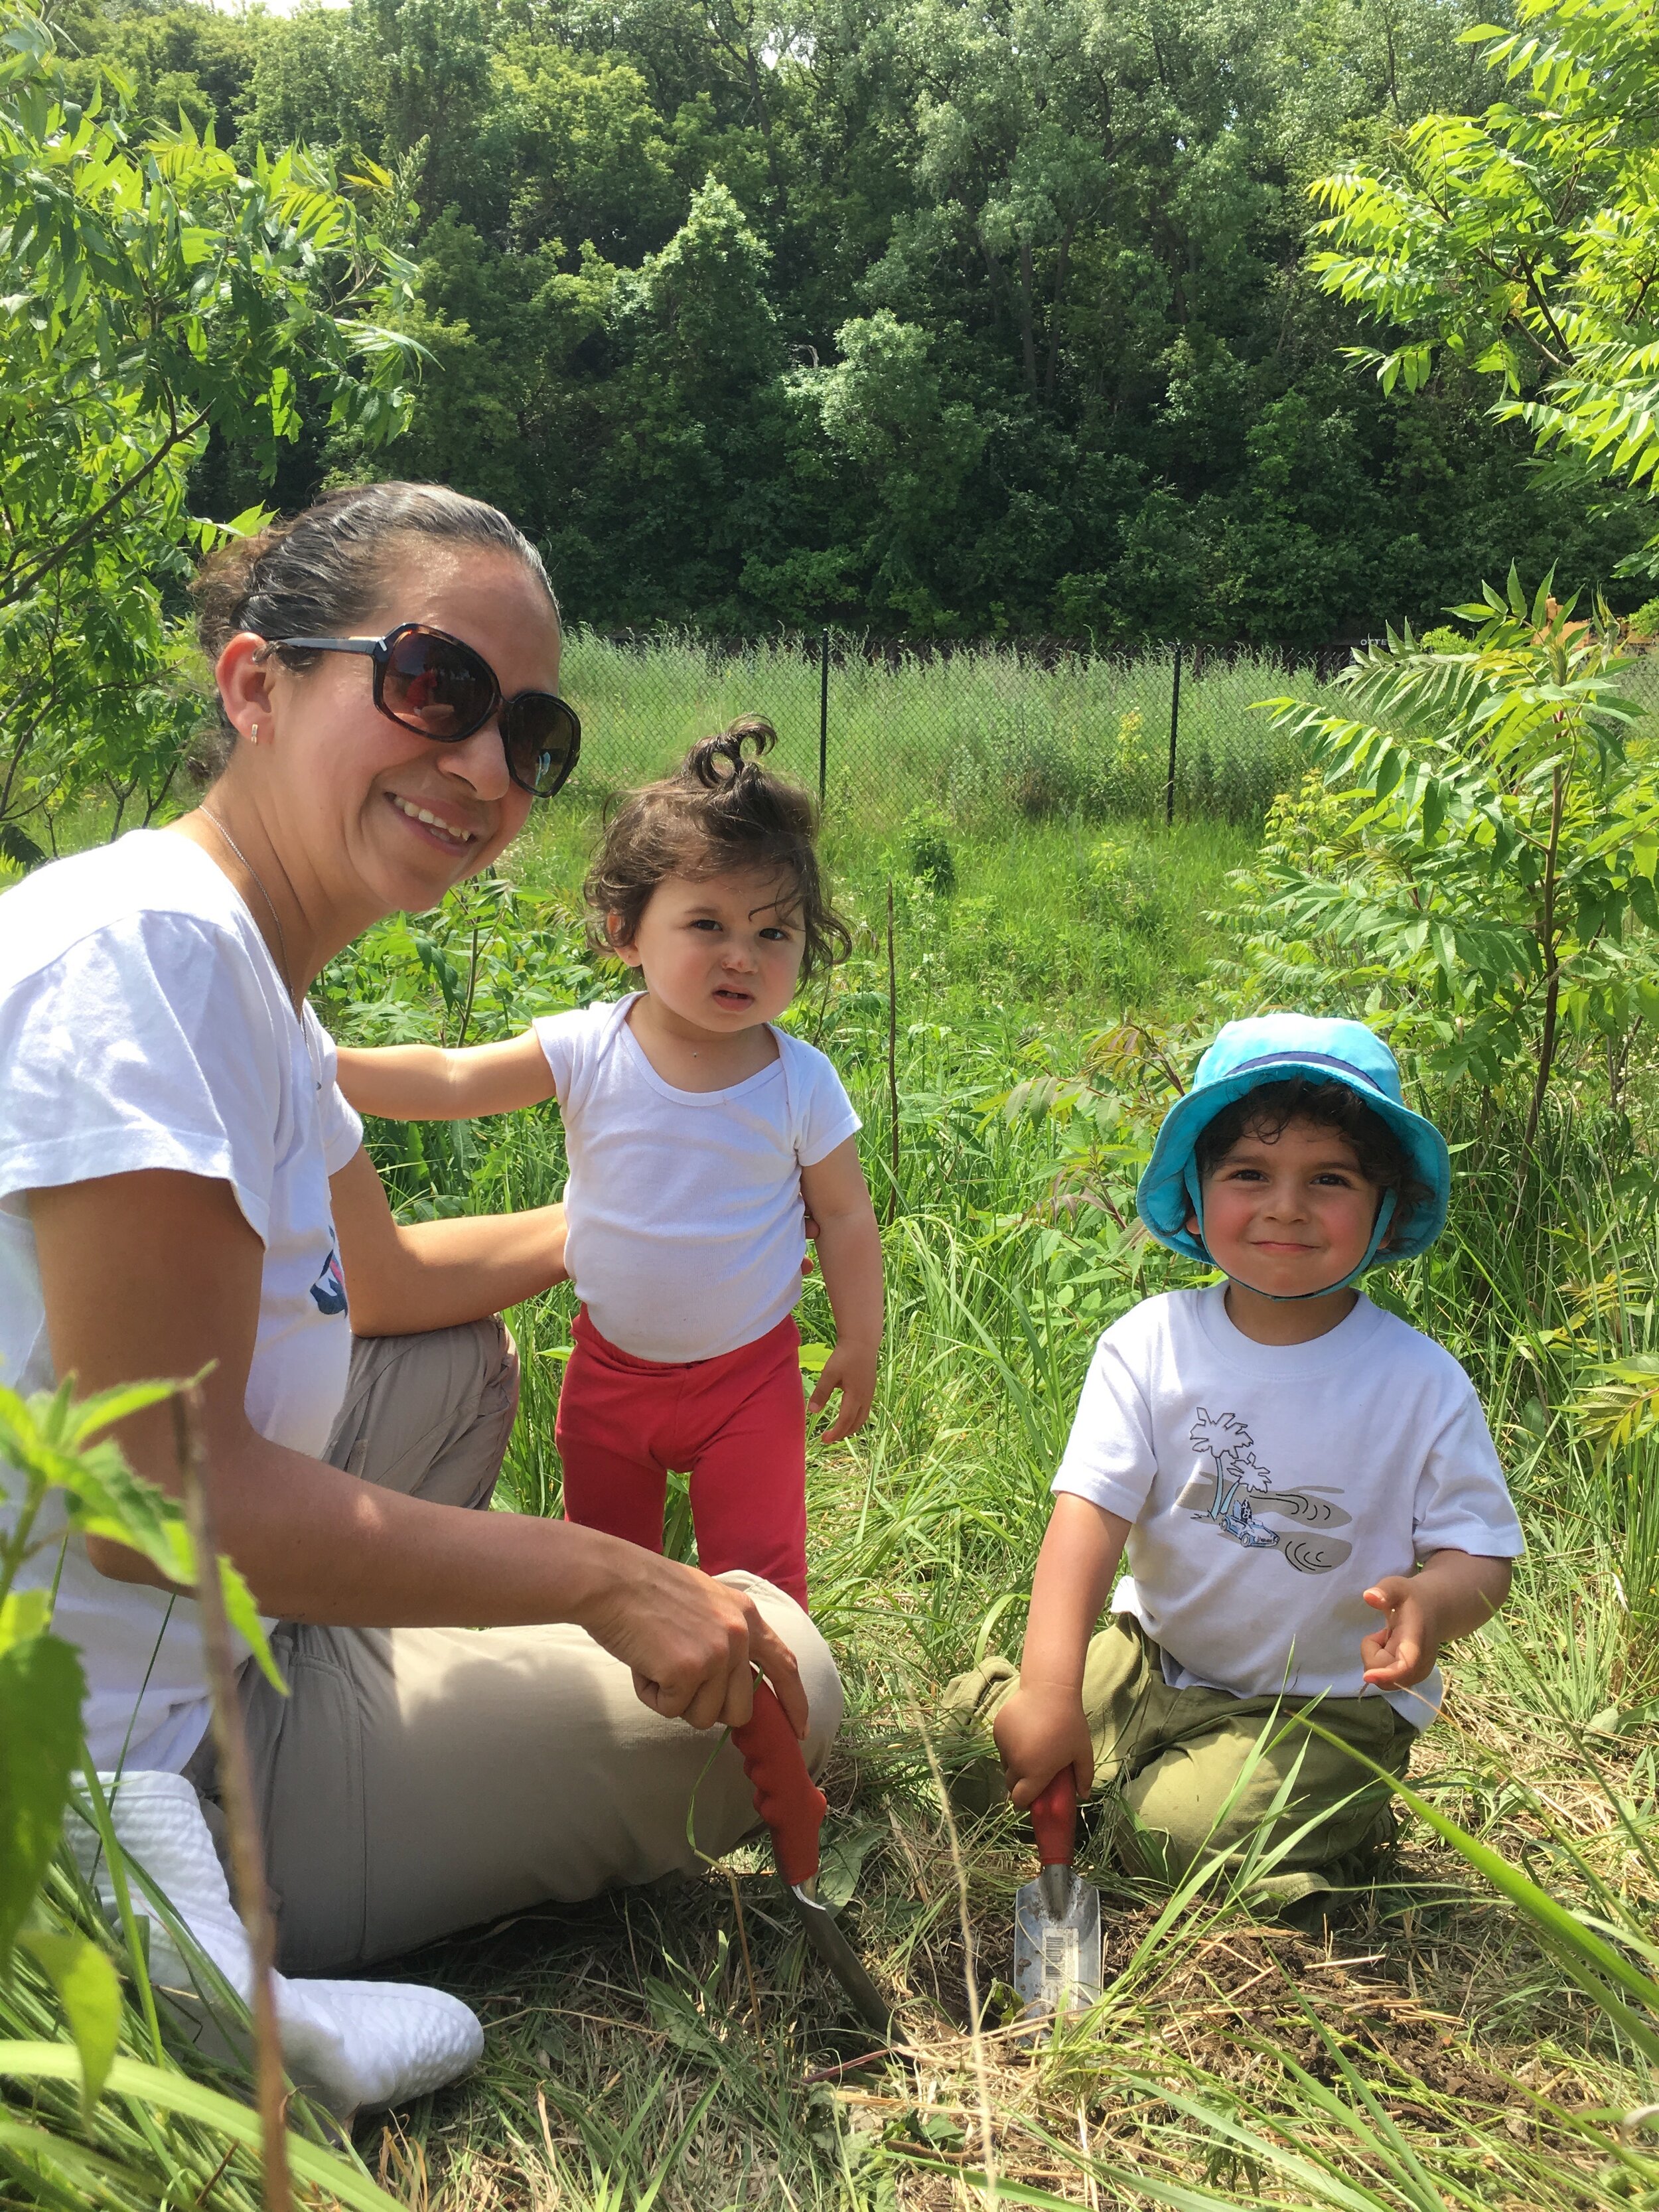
top-left (299, 775), bottom-right (1659, 2211)
top-left (11, 640), bottom-right (1659, 2212)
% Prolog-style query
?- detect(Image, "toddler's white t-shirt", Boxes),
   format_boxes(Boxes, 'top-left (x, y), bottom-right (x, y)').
top-left (534, 996), bottom-right (860, 1363)
top-left (1053, 1286), bottom-right (1523, 1725)
top-left (0, 832), bottom-right (363, 1771)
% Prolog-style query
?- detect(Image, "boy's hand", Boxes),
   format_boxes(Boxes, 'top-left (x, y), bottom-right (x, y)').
top-left (1361, 1552), bottom-right (1514, 1691)
top-left (992, 1682), bottom-right (1096, 1808)
top-left (807, 1341), bottom-right (877, 1443)
top-left (1360, 1575), bottom-right (1439, 1688)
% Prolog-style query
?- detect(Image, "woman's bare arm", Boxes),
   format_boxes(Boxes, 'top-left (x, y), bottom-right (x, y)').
top-left (329, 1147), bottom-right (567, 1336)
top-left (27, 1168), bottom-right (809, 1734)
top-left (335, 1030), bottom-right (555, 1120)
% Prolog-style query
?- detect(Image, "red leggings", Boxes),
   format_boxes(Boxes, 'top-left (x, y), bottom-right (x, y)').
top-left (553, 1306), bottom-right (809, 1607)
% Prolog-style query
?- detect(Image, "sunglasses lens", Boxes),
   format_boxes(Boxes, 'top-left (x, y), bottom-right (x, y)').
top-left (383, 628), bottom-right (495, 739)
top-left (503, 696), bottom-right (581, 796)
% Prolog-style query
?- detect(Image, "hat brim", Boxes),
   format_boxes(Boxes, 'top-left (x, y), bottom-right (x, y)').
top-left (1135, 1059), bottom-right (1451, 1266)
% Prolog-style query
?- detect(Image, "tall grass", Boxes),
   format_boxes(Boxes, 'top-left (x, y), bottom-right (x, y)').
top-left (309, 808), bottom-right (1659, 2207)
top-left (557, 632), bottom-right (1325, 836)
top-left (16, 778), bottom-right (1659, 2206)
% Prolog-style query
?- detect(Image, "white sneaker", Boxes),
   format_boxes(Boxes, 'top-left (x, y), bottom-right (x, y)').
top-left (66, 1771), bottom-right (484, 2118)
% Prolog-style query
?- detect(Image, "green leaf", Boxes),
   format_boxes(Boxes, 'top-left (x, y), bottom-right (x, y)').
top-left (0, 1589), bottom-right (50, 1655)
top-left (797, 1341), bottom-right (835, 1375)
top-left (218, 1556), bottom-right (285, 1695)
top-left (17, 1931), bottom-right (121, 2117)
top-left (0, 2041), bottom-right (409, 2209)
top-left (0, 1632), bottom-right (85, 1965)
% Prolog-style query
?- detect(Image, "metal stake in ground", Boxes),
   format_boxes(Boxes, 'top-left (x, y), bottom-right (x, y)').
top-left (1165, 640), bottom-right (1182, 829)
top-left (819, 628), bottom-right (830, 806)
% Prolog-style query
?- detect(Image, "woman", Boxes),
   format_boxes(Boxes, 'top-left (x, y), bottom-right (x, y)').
top-left (0, 482), bottom-right (839, 1980)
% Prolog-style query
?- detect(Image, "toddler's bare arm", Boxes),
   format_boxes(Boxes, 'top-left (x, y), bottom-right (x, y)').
top-left (336, 1029), bottom-right (556, 1120)
top-left (800, 1138), bottom-right (883, 1443)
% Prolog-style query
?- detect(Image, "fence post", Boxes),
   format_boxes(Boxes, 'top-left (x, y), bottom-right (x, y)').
top-left (818, 628), bottom-right (830, 806)
top-left (1165, 639), bottom-right (1182, 828)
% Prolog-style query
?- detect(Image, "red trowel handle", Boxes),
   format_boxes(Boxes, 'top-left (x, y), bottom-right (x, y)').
top-left (1031, 1765), bottom-right (1078, 1869)
top-left (731, 1679), bottom-right (826, 1887)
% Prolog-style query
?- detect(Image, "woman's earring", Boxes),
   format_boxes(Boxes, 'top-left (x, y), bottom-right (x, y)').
top-left (249, 723), bottom-right (259, 745)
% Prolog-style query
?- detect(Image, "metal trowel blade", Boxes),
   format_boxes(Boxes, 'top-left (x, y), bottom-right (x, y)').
top-left (1013, 1862), bottom-right (1102, 2019)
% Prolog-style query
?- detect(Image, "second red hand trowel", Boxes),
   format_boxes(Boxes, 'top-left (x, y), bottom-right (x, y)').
top-left (731, 1682), bottom-right (895, 2039)
top-left (1013, 1767), bottom-right (1102, 2020)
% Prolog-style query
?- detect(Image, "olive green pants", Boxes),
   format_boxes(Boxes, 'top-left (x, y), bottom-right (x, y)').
top-left (944, 1615), bottom-right (1414, 1906)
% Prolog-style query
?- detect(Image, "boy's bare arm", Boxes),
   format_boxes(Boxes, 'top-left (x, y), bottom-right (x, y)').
top-left (799, 1138), bottom-right (883, 1444)
top-left (994, 1494), bottom-right (1132, 1808)
top-left (335, 1030), bottom-right (556, 1120)
top-left (1360, 1549), bottom-right (1514, 1690)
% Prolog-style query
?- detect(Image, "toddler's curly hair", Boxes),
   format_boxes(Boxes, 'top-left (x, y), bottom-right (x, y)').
top-left (585, 717), bottom-right (852, 983)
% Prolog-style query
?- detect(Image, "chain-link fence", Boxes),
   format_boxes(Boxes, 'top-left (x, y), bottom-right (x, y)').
top-left (556, 630), bottom-right (1659, 845)
top-left (557, 632), bottom-right (1352, 842)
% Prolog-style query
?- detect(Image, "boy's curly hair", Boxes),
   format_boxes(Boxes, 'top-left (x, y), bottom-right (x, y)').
top-left (1194, 1078), bottom-right (1435, 1230)
top-left (585, 717), bottom-right (852, 983)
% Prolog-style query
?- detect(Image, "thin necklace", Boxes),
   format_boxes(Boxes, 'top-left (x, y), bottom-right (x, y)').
top-left (199, 806), bottom-right (297, 1008)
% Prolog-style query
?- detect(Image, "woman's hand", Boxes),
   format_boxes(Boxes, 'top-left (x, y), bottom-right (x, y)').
top-left (576, 1548), bottom-right (810, 1735)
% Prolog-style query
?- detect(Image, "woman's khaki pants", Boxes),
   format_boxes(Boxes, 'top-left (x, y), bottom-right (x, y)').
top-left (195, 1319), bottom-right (843, 1976)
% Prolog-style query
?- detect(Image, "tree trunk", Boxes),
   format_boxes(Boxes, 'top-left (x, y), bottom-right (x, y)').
top-left (1017, 238), bottom-right (1039, 391)
top-left (1045, 222), bottom-right (1075, 396)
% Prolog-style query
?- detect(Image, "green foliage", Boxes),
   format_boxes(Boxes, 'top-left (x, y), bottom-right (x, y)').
top-left (0, 5), bottom-right (416, 844)
top-left (901, 808), bottom-right (956, 895)
top-left (48, 0), bottom-right (1646, 641)
top-left (1310, 0), bottom-right (1659, 577)
top-left (1240, 572), bottom-right (1659, 1132)
top-left (0, 1371), bottom-right (290, 2144)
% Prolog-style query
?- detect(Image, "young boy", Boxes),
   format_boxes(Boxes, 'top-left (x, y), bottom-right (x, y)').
top-left (948, 1014), bottom-right (1523, 1911)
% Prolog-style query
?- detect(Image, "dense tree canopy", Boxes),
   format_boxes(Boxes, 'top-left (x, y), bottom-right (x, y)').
top-left (42, 0), bottom-right (1656, 639)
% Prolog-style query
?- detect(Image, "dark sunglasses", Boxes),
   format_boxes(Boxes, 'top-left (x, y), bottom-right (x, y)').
top-left (269, 623), bottom-right (581, 799)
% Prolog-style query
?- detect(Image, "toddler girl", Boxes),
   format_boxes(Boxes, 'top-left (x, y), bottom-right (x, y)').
top-left (336, 721), bottom-right (882, 1607)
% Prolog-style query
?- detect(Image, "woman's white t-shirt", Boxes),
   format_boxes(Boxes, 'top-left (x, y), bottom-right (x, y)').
top-left (1052, 1286), bottom-right (1524, 1725)
top-left (0, 832), bottom-right (363, 1771)
top-left (534, 996), bottom-right (861, 1363)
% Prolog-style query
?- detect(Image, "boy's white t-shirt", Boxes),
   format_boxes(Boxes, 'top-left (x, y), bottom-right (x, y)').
top-left (0, 831), bottom-right (363, 1771)
top-left (534, 995), bottom-right (860, 1363)
top-left (1053, 1286), bottom-right (1523, 1726)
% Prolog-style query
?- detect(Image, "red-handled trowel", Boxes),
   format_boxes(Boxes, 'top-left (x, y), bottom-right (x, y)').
top-left (730, 1683), bottom-right (895, 2039)
top-left (1013, 1767), bottom-right (1102, 2020)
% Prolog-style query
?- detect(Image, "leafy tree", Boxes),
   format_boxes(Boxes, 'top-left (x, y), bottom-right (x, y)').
top-left (0, 6), bottom-right (415, 849)
top-left (47, 0), bottom-right (1659, 640)
top-left (1309, 0), bottom-right (1659, 572)
top-left (1242, 576), bottom-right (1659, 1139)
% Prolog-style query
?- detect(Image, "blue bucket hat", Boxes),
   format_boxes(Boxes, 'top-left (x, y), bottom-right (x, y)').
top-left (1136, 1015), bottom-right (1450, 1295)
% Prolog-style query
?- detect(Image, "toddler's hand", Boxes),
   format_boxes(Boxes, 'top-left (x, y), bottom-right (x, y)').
top-left (1360, 1575), bottom-right (1440, 1689)
top-left (992, 1682), bottom-right (1096, 1809)
top-left (807, 1341), bottom-right (877, 1443)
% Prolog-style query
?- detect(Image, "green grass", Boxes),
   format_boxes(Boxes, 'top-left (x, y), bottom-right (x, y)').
top-left (308, 806), bottom-right (1659, 2209)
top-left (555, 632), bottom-right (1320, 836)
top-left (15, 717), bottom-right (1659, 2207)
